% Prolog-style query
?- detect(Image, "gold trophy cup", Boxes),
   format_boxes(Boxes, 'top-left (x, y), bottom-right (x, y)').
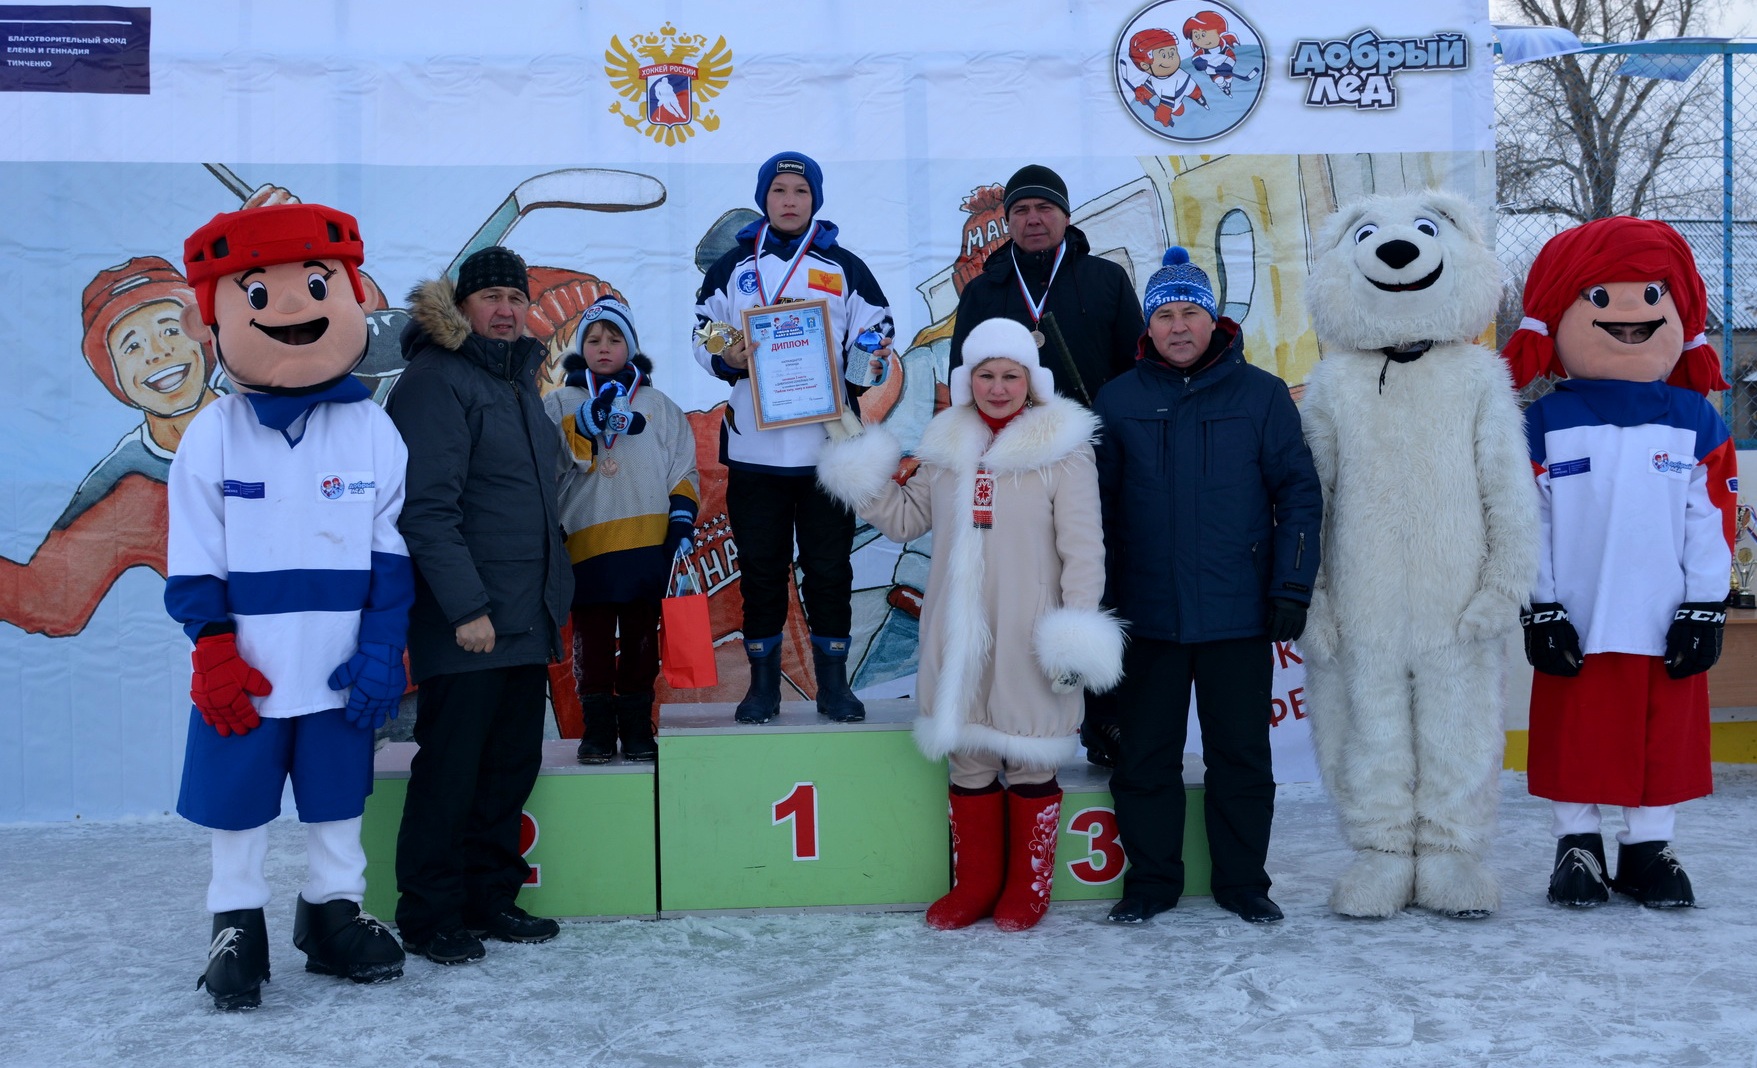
top-left (693, 321), bottom-right (744, 357)
top-left (1735, 503), bottom-right (1756, 609)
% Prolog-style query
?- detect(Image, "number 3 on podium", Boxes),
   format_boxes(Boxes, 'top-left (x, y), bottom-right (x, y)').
top-left (772, 782), bottom-right (819, 861)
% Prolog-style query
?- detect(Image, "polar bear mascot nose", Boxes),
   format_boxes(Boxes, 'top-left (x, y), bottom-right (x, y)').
top-left (1297, 188), bottom-right (1539, 920)
top-left (1305, 189), bottom-right (1502, 355)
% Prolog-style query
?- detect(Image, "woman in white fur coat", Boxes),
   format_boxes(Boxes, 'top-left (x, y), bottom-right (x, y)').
top-left (1300, 190), bottom-right (1538, 919)
top-left (816, 317), bottom-right (1123, 932)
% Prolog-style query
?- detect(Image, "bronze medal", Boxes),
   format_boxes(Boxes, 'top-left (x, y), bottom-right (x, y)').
top-left (600, 457), bottom-right (619, 478)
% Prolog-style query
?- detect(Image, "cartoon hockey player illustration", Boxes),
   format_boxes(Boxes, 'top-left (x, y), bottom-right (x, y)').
top-left (0, 183), bottom-right (391, 638)
top-left (1121, 29), bottom-right (1208, 128)
top-left (165, 203), bottom-right (412, 1009)
top-left (1183, 10), bottom-right (1261, 96)
top-left (0, 257), bottom-right (219, 636)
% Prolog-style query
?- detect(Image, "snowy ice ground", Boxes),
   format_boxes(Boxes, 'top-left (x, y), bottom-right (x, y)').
top-left (6, 769), bottom-right (1757, 1068)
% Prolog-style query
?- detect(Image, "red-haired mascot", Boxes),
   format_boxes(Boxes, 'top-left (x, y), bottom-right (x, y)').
top-left (1506, 216), bottom-right (1736, 909)
top-left (166, 204), bottom-right (412, 1008)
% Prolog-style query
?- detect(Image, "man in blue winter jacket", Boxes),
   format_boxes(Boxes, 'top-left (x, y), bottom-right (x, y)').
top-left (1093, 248), bottom-right (1321, 926)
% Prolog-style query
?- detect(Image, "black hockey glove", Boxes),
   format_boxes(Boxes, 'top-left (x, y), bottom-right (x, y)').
top-left (1663, 602), bottom-right (1726, 679)
top-left (1265, 598), bottom-right (1308, 644)
top-left (1520, 602), bottom-right (1583, 677)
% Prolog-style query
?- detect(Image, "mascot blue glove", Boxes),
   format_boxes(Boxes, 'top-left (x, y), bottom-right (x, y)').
top-left (328, 641), bottom-right (406, 730)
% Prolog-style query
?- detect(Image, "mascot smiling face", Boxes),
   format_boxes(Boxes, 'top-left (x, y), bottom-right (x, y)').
top-left (179, 203), bottom-right (370, 392)
top-left (1500, 215), bottom-right (1727, 394)
top-left (1306, 189), bottom-right (1500, 352)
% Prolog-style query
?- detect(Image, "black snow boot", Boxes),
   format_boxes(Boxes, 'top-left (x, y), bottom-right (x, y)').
top-left (616, 692), bottom-right (658, 762)
top-left (1546, 833), bottom-right (1609, 908)
top-left (576, 693), bottom-right (617, 764)
top-left (1612, 840), bottom-right (1696, 908)
top-left (811, 637), bottom-right (865, 723)
top-left (734, 635), bottom-right (783, 724)
top-left (199, 908), bottom-right (270, 1011)
top-left (293, 897), bottom-right (405, 983)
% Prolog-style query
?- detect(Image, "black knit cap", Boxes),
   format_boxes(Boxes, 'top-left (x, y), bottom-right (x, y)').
top-left (1003, 164), bottom-right (1070, 215)
top-left (455, 245), bottom-right (529, 302)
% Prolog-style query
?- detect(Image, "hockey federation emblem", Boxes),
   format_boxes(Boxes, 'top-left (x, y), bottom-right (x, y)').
top-left (606, 23), bottom-right (733, 146)
top-left (1113, 1), bottom-right (1266, 144)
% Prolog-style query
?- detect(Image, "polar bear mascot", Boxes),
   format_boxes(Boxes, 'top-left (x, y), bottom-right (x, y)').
top-left (1299, 190), bottom-right (1538, 918)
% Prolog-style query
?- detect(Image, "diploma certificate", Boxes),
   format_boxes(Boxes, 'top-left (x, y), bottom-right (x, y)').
top-left (743, 298), bottom-right (844, 431)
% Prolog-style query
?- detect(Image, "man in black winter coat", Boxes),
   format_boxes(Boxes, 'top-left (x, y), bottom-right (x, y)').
top-left (1094, 248), bottom-right (1321, 928)
top-left (385, 246), bottom-right (573, 965)
top-left (947, 164), bottom-right (1143, 407)
top-left (948, 164), bottom-right (1145, 766)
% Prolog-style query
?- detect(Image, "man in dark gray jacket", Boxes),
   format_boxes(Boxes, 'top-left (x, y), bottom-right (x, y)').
top-left (385, 246), bottom-right (573, 964)
top-left (1094, 248), bottom-right (1321, 927)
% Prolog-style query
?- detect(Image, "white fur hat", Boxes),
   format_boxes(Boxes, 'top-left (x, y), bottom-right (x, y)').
top-left (950, 317), bottom-right (1056, 407)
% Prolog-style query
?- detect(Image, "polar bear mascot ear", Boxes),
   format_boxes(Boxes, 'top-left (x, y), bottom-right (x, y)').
top-left (1306, 189), bottom-right (1501, 353)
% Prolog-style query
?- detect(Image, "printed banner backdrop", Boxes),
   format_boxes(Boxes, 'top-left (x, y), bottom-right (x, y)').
top-left (0, 0), bottom-right (1493, 820)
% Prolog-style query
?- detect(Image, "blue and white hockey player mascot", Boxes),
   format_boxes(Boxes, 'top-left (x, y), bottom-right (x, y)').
top-left (1299, 190), bottom-right (1539, 918)
top-left (1503, 216), bottom-right (1736, 910)
top-left (167, 204), bottom-right (411, 1009)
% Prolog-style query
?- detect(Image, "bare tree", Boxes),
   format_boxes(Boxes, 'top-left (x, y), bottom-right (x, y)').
top-left (1495, 0), bottom-right (1725, 224)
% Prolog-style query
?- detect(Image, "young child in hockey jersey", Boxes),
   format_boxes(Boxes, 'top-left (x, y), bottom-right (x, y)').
top-left (1505, 216), bottom-right (1737, 910)
top-left (543, 297), bottom-right (699, 763)
top-left (167, 204), bottom-right (411, 1009)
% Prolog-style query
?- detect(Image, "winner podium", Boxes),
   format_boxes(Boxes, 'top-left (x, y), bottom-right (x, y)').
top-left (360, 698), bottom-right (1211, 917)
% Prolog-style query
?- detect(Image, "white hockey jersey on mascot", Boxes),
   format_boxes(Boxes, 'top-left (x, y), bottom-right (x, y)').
top-left (1299, 190), bottom-right (1538, 918)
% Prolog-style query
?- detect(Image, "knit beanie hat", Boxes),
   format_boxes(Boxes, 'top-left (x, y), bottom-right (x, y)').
top-left (950, 317), bottom-right (1056, 406)
top-left (455, 245), bottom-right (529, 303)
top-left (754, 151), bottom-right (824, 217)
top-left (1002, 164), bottom-right (1070, 216)
top-left (572, 295), bottom-right (640, 358)
top-left (1143, 247), bottom-right (1218, 321)
top-left (80, 255), bottom-right (208, 403)
top-left (1501, 216), bottom-right (1727, 395)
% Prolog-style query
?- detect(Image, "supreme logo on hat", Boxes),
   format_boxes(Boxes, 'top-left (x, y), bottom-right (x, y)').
top-left (775, 159), bottom-right (806, 174)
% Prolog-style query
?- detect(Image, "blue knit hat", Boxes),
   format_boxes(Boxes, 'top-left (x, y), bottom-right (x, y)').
top-left (1143, 247), bottom-right (1218, 321)
top-left (574, 296), bottom-right (639, 358)
top-left (754, 151), bottom-right (824, 217)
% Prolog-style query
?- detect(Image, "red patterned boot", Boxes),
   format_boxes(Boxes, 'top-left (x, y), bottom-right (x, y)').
top-left (924, 784), bottom-right (1006, 930)
top-left (993, 784), bottom-right (1062, 932)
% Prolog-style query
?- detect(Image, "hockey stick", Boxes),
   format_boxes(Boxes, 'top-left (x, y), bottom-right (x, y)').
top-left (446, 168), bottom-right (667, 276)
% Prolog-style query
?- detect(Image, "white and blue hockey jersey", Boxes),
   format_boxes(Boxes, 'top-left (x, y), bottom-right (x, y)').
top-left (693, 218), bottom-right (893, 475)
top-left (1528, 377), bottom-right (1736, 656)
top-left (165, 382), bottom-right (412, 718)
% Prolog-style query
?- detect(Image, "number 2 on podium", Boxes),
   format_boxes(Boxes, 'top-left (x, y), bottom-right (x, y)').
top-left (772, 782), bottom-right (819, 861)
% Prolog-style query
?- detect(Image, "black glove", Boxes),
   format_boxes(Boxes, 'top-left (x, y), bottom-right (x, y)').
top-left (1266, 598), bottom-right (1307, 643)
top-left (1521, 602), bottom-right (1583, 676)
top-left (1664, 601), bottom-right (1726, 679)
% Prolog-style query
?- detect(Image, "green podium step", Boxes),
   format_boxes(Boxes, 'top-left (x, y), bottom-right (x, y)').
top-left (656, 699), bottom-right (950, 913)
top-left (358, 702), bottom-right (1210, 918)
top-left (1052, 759), bottom-right (1209, 901)
top-left (360, 740), bottom-right (658, 920)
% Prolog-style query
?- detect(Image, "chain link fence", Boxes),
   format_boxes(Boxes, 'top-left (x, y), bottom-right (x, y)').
top-left (1495, 41), bottom-right (1757, 445)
